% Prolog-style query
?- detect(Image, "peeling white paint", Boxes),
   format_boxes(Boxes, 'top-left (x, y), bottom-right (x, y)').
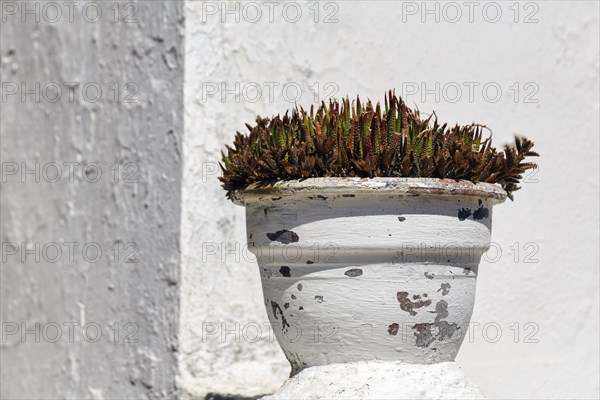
top-left (238, 178), bottom-right (504, 393)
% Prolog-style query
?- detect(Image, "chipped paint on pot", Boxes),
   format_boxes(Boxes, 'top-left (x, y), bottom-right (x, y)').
top-left (234, 178), bottom-right (506, 376)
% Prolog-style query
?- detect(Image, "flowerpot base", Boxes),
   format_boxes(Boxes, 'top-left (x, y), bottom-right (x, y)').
top-left (262, 361), bottom-right (484, 400)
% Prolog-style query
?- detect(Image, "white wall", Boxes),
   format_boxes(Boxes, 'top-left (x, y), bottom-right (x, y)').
top-left (182, 1), bottom-right (599, 399)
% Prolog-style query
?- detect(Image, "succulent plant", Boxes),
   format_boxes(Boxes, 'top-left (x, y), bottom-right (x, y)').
top-left (220, 90), bottom-right (538, 200)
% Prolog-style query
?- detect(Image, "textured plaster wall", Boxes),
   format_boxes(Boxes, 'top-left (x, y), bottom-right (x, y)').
top-left (180, 3), bottom-right (289, 397)
top-left (2, 2), bottom-right (598, 399)
top-left (182, 1), bottom-right (599, 399)
top-left (1, 2), bottom-right (184, 399)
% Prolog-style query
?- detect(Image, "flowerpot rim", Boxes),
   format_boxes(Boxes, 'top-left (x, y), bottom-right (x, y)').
top-left (231, 177), bottom-right (507, 205)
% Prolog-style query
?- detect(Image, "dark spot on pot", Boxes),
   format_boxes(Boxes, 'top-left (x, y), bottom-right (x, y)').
top-left (397, 291), bottom-right (432, 316)
top-left (262, 268), bottom-right (273, 279)
top-left (463, 268), bottom-right (471, 275)
top-left (438, 283), bottom-right (451, 296)
top-left (271, 197), bottom-right (282, 201)
top-left (299, 306), bottom-right (304, 310)
top-left (413, 300), bottom-right (459, 348)
top-left (267, 229), bottom-right (299, 244)
top-left (473, 203), bottom-right (489, 220)
top-left (279, 266), bottom-right (291, 277)
top-left (284, 303), bottom-right (290, 309)
top-left (458, 208), bottom-right (472, 221)
top-left (437, 320), bottom-right (459, 341)
top-left (249, 234), bottom-right (253, 239)
top-left (308, 195), bottom-right (328, 200)
top-left (342, 194), bottom-right (355, 197)
top-left (432, 300), bottom-right (449, 323)
top-left (344, 268), bottom-right (363, 277)
top-left (423, 293), bottom-right (428, 297)
top-left (306, 260), bottom-right (314, 264)
top-left (270, 300), bottom-right (290, 329)
top-left (314, 295), bottom-right (324, 303)
top-left (388, 323), bottom-right (399, 336)
top-left (264, 208), bottom-right (268, 216)
top-left (297, 284), bottom-right (303, 291)
top-left (424, 272), bottom-right (434, 280)
top-left (412, 294), bottom-right (421, 300)
top-left (413, 323), bottom-right (435, 347)
top-left (398, 216), bottom-right (406, 222)
top-left (291, 294), bottom-right (297, 300)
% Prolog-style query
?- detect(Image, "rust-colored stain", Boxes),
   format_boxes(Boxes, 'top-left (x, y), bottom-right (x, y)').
top-left (397, 291), bottom-right (432, 316)
top-left (388, 323), bottom-right (399, 336)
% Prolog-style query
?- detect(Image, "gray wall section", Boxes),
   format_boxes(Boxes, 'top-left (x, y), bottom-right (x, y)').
top-left (1, 2), bottom-right (184, 399)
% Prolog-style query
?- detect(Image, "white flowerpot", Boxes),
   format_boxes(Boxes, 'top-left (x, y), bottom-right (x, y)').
top-left (233, 178), bottom-right (506, 398)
